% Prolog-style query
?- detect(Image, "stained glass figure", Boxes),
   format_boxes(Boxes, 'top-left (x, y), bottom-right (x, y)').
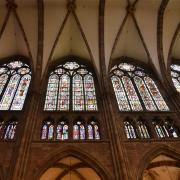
top-left (4, 121), bottom-right (17, 140)
top-left (134, 76), bottom-right (156, 111)
top-left (41, 124), bottom-right (48, 140)
top-left (56, 121), bottom-right (68, 140)
top-left (110, 62), bottom-right (169, 111)
top-left (94, 125), bottom-right (100, 140)
top-left (73, 125), bottom-right (79, 140)
top-left (164, 120), bottom-right (179, 138)
top-left (87, 125), bottom-right (93, 139)
top-left (122, 76), bottom-right (142, 111)
top-left (11, 75), bottom-right (31, 110)
top-left (87, 121), bottom-right (100, 140)
top-left (111, 76), bottom-right (130, 111)
top-left (80, 124), bottom-right (85, 140)
top-left (48, 125), bottom-right (54, 140)
top-left (137, 121), bottom-right (150, 138)
top-left (0, 74), bottom-right (8, 95)
top-left (73, 121), bottom-right (85, 140)
top-left (0, 61), bottom-right (31, 111)
top-left (0, 121), bottom-right (4, 139)
top-left (57, 75), bottom-right (70, 111)
top-left (44, 75), bottom-right (59, 110)
top-left (170, 64), bottom-right (180, 92)
top-left (124, 121), bottom-right (136, 139)
top-left (84, 75), bottom-right (97, 111)
top-left (153, 121), bottom-right (169, 138)
top-left (144, 77), bottom-right (169, 111)
top-left (73, 75), bottom-right (84, 111)
top-left (41, 121), bottom-right (54, 140)
top-left (44, 61), bottom-right (98, 111)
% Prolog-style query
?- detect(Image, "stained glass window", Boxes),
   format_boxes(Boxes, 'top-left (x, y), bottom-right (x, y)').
top-left (170, 64), bottom-right (180, 92)
top-left (153, 121), bottom-right (169, 138)
top-left (87, 125), bottom-right (93, 139)
top-left (73, 121), bottom-right (85, 140)
top-left (124, 121), bottom-right (137, 139)
top-left (44, 61), bottom-right (98, 111)
top-left (0, 121), bottom-right (4, 139)
top-left (164, 120), bottom-right (179, 138)
top-left (84, 75), bottom-right (98, 111)
top-left (56, 121), bottom-right (68, 140)
top-left (87, 121), bottom-right (100, 140)
top-left (73, 75), bottom-right (84, 111)
top-left (137, 121), bottom-right (150, 138)
top-left (0, 60), bottom-right (31, 111)
top-left (41, 121), bottom-right (54, 140)
top-left (4, 121), bottom-right (18, 140)
top-left (110, 62), bottom-right (169, 111)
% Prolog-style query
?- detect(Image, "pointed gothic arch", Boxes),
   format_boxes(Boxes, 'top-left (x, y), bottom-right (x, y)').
top-left (35, 147), bottom-right (111, 180)
top-left (137, 145), bottom-right (180, 180)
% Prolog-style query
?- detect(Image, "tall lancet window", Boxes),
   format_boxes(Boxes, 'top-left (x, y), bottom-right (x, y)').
top-left (170, 63), bottom-right (180, 92)
top-left (44, 61), bottom-right (98, 111)
top-left (0, 60), bottom-right (31, 110)
top-left (110, 62), bottom-right (169, 111)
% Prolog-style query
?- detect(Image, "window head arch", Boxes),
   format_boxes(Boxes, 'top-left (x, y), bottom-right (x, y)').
top-left (44, 60), bottom-right (98, 111)
top-left (170, 63), bottom-right (180, 92)
top-left (0, 59), bottom-right (31, 111)
top-left (110, 62), bottom-right (169, 111)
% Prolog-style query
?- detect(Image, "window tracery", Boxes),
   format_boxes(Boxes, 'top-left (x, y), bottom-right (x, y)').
top-left (110, 62), bottom-right (169, 111)
top-left (0, 60), bottom-right (31, 111)
top-left (170, 63), bottom-right (180, 92)
top-left (44, 61), bottom-right (98, 111)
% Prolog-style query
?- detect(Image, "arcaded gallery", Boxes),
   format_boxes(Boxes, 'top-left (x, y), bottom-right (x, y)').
top-left (0, 0), bottom-right (179, 180)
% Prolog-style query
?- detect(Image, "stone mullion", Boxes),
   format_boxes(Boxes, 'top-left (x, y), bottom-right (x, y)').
top-left (8, 91), bottom-right (40, 180)
top-left (9, 0), bottom-right (44, 178)
top-left (146, 118), bottom-right (158, 139)
top-left (98, 1), bottom-right (130, 179)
